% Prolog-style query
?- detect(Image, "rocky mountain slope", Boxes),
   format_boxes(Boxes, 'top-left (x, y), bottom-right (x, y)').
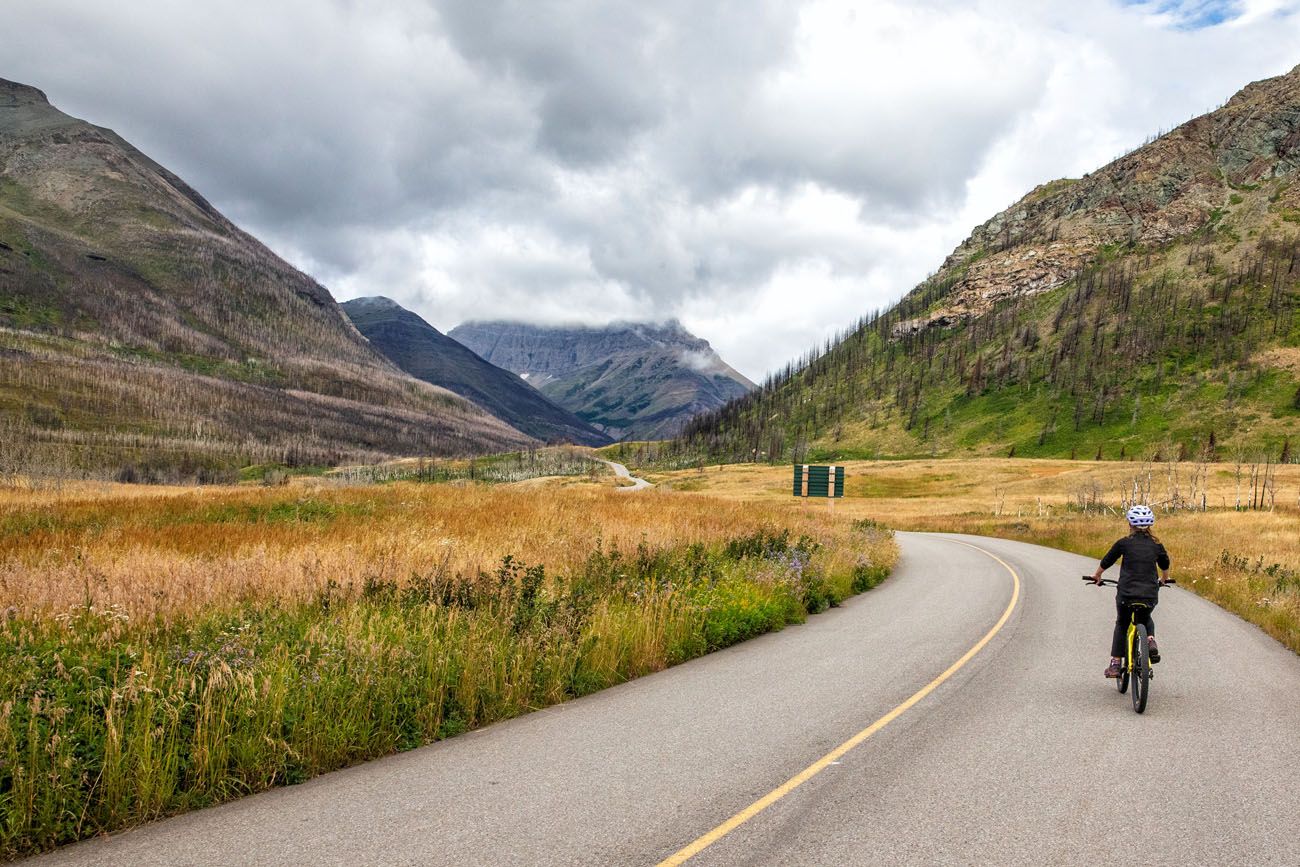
top-left (894, 63), bottom-right (1300, 336)
top-left (0, 78), bottom-right (532, 479)
top-left (449, 320), bottom-right (755, 440)
top-left (342, 297), bottom-right (611, 447)
top-left (673, 63), bottom-right (1300, 464)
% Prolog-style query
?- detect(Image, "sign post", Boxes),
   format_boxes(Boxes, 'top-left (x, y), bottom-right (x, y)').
top-left (792, 465), bottom-right (845, 509)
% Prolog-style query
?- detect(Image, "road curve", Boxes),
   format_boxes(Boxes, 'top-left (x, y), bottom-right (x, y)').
top-left (602, 459), bottom-right (653, 491)
top-left (26, 534), bottom-right (1300, 866)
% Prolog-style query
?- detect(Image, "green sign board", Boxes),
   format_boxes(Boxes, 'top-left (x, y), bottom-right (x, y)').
top-left (792, 464), bottom-right (844, 498)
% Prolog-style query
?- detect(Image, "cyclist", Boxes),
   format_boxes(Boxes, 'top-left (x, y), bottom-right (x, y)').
top-left (1090, 505), bottom-right (1171, 678)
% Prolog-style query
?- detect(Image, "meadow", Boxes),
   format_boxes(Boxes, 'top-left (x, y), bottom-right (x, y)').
top-left (9, 453), bottom-right (1295, 860)
top-left (646, 457), bottom-right (1300, 655)
top-left (0, 477), bottom-right (896, 858)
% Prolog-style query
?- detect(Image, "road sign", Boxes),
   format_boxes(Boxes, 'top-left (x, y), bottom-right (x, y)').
top-left (792, 464), bottom-right (844, 498)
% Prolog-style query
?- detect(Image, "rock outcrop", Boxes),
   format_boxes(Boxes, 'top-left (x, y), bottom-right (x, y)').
top-left (898, 63), bottom-right (1300, 334)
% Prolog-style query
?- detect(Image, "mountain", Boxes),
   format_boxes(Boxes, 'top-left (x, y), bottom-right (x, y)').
top-left (449, 319), bottom-right (756, 440)
top-left (674, 63), bottom-right (1300, 464)
top-left (0, 78), bottom-right (532, 480)
top-left (341, 297), bottom-right (611, 447)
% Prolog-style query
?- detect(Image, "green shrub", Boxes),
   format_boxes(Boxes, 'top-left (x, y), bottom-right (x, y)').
top-left (852, 563), bottom-right (891, 593)
top-left (0, 527), bottom-right (895, 859)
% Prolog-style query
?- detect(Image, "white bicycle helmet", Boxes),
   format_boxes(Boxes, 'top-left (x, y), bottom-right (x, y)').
top-left (1126, 505), bottom-right (1155, 528)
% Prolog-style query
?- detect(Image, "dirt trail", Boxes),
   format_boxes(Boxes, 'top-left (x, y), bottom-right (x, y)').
top-left (602, 459), bottom-right (653, 491)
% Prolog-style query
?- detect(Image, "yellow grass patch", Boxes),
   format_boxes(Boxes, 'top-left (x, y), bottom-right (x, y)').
top-left (1255, 346), bottom-right (1300, 375)
top-left (0, 481), bottom-right (873, 621)
top-left (0, 475), bottom-right (899, 858)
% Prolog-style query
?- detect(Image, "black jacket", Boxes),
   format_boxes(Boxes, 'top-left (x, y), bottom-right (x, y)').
top-left (1100, 534), bottom-right (1170, 602)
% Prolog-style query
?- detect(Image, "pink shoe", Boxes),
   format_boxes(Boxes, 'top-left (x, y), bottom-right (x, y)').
top-left (1104, 658), bottom-right (1122, 678)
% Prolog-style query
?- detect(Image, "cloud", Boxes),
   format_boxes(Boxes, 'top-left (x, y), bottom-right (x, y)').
top-left (4, 0), bottom-right (1300, 380)
top-left (434, 1), bottom-right (678, 166)
top-left (677, 349), bottom-right (719, 374)
top-left (684, 3), bottom-right (1054, 212)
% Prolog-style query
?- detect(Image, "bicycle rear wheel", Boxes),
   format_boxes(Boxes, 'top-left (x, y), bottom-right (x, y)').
top-left (1132, 624), bottom-right (1149, 714)
top-left (1117, 643), bottom-right (1129, 694)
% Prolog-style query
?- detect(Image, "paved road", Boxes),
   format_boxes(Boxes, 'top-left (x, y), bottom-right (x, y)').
top-left (602, 459), bottom-right (653, 491)
top-left (29, 534), bottom-right (1300, 866)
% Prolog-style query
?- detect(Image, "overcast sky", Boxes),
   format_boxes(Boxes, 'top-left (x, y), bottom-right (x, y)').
top-left (5, 0), bottom-right (1300, 380)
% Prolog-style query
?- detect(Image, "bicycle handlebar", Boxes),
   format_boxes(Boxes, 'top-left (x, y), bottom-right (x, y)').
top-left (1080, 576), bottom-right (1175, 586)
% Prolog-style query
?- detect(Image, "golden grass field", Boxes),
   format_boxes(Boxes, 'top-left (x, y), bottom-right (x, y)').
top-left (4, 453), bottom-right (1296, 859)
top-left (0, 474), bottom-right (898, 858)
top-left (645, 458), bottom-right (1300, 654)
top-left (11, 456), bottom-right (1275, 652)
top-left (0, 478), bottom-right (876, 621)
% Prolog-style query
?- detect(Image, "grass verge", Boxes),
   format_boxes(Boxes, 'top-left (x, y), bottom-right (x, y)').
top-left (0, 483), bottom-right (896, 858)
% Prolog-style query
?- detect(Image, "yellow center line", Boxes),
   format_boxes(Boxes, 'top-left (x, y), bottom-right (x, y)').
top-left (656, 538), bottom-right (1022, 866)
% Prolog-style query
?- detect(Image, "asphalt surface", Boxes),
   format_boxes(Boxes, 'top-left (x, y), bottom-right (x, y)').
top-left (27, 533), bottom-right (1300, 866)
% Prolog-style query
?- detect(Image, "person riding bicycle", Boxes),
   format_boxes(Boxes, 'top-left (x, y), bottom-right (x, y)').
top-left (1090, 505), bottom-right (1171, 679)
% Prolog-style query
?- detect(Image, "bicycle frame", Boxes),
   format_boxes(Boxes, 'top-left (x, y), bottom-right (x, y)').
top-left (1124, 603), bottom-right (1150, 675)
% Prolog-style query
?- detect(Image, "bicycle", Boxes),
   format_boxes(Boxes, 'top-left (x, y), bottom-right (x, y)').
top-left (1081, 576), bottom-right (1175, 714)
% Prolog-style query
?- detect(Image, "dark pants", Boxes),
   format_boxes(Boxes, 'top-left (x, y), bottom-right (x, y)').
top-left (1111, 598), bottom-right (1156, 657)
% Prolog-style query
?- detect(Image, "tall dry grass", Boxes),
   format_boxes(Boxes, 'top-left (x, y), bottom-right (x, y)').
top-left (0, 481), bottom-right (896, 859)
top-left (0, 482), bottom-right (878, 620)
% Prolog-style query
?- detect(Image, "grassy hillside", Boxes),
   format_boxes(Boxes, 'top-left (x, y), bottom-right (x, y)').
top-left (669, 65), bottom-right (1300, 466)
top-left (0, 79), bottom-right (531, 480)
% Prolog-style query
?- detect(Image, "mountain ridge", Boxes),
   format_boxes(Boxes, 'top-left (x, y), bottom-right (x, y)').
top-left (342, 297), bottom-right (611, 447)
top-left (450, 319), bottom-right (755, 440)
top-left (896, 63), bottom-right (1300, 337)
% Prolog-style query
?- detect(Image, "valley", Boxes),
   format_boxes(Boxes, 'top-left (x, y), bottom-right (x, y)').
top-left (4, 455), bottom-right (1299, 862)
top-left (4, 25), bottom-right (1300, 867)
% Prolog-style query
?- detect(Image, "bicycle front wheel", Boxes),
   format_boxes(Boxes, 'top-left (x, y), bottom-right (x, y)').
top-left (1132, 623), bottom-right (1150, 714)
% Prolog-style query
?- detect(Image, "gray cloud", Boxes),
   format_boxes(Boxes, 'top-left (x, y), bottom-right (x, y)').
top-left (435, 1), bottom-right (672, 166)
top-left (4, 0), bottom-right (1300, 379)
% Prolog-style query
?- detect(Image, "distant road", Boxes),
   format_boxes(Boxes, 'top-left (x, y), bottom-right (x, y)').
top-left (602, 459), bottom-right (653, 491)
top-left (29, 535), bottom-right (1300, 866)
